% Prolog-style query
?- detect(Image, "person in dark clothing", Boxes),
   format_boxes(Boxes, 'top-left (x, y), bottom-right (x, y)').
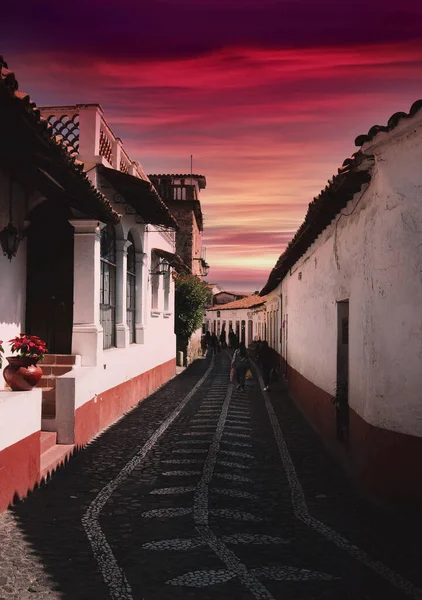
top-left (231, 341), bottom-right (250, 391)
top-left (210, 333), bottom-right (219, 355)
top-left (219, 328), bottom-right (227, 348)
top-left (203, 331), bottom-right (211, 356)
top-left (259, 340), bottom-right (275, 391)
top-left (201, 332), bottom-right (209, 356)
top-left (229, 328), bottom-right (239, 349)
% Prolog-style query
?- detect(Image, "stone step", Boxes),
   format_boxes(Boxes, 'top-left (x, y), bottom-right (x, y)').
top-left (40, 431), bottom-right (57, 454)
top-left (40, 443), bottom-right (74, 481)
top-left (42, 387), bottom-right (56, 419)
top-left (42, 354), bottom-right (77, 366)
top-left (40, 364), bottom-right (73, 377)
top-left (36, 376), bottom-right (56, 388)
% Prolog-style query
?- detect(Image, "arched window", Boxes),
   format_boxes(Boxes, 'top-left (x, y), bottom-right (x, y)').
top-left (126, 233), bottom-right (136, 343)
top-left (100, 224), bottom-right (116, 349)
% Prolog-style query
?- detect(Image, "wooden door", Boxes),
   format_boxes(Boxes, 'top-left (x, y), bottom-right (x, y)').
top-left (25, 201), bottom-right (74, 354)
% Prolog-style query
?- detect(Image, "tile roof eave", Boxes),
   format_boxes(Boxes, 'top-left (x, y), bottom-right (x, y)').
top-left (260, 98), bottom-right (422, 298)
top-left (208, 295), bottom-right (267, 311)
top-left (260, 153), bottom-right (373, 296)
top-left (98, 165), bottom-right (178, 229)
top-left (0, 56), bottom-right (120, 225)
top-left (354, 99), bottom-right (422, 148)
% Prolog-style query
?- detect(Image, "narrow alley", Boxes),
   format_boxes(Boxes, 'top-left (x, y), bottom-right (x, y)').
top-left (0, 353), bottom-right (421, 600)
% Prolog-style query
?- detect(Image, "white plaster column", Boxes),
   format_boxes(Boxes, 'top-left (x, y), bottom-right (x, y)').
top-left (112, 138), bottom-right (123, 171)
top-left (135, 251), bottom-right (147, 343)
top-left (70, 220), bottom-right (103, 366)
top-left (115, 239), bottom-right (131, 348)
top-left (77, 106), bottom-right (102, 162)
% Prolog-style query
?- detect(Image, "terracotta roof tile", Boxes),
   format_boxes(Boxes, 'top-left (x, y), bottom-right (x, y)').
top-left (355, 99), bottom-right (422, 147)
top-left (98, 165), bottom-right (178, 229)
top-left (262, 100), bottom-right (422, 297)
top-left (208, 294), bottom-right (267, 311)
top-left (0, 56), bottom-right (120, 225)
top-left (260, 151), bottom-right (373, 296)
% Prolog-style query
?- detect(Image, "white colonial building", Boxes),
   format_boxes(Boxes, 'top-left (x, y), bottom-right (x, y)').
top-left (205, 294), bottom-right (267, 347)
top-left (0, 60), bottom-right (185, 511)
top-left (261, 99), bottom-right (422, 506)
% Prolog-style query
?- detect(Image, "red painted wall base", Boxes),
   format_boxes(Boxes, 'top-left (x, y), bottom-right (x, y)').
top-left (0, 431), bottom-right (40, 513)
top-left (286, 362), bottom-right (422, 507)
top-left (74, 358), bottom-right (176, 447)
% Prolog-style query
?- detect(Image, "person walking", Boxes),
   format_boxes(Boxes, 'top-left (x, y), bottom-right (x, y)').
top-left (210, 332), bottom-right (219, 355)
top-left (219, 328), bottom-right (227, 348)
top-left (260, 340), bottom-right (275, 391)
top-left (229, 328), bottom-right (239, 349)
top-left (231, 341), bottom-right (250, 391)
top-left (201, 332), bottom-right (209, 357)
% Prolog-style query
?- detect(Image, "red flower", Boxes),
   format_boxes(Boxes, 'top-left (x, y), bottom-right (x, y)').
top-left (8, 334), bottom-right (48, 360)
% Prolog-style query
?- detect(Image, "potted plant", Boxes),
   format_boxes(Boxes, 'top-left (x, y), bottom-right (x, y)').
top-left (3, 334), bottom-right (47, 391)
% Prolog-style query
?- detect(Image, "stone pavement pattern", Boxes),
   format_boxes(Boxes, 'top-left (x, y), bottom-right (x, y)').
top-left (0, 352), bottom-right (422, 599)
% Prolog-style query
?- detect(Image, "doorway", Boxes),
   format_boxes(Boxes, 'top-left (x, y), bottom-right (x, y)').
top-left (25, 200), bottom-right (74, 354)
top-left (336, 300), bottom-right (349, 443)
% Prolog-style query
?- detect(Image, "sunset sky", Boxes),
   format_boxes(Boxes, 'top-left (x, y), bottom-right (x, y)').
top-left (3, 1), bottom-right (422, 291)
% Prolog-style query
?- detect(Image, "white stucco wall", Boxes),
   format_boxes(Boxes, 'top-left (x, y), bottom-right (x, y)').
top-left (279, 112), bottom-right (422, 438)
top-left (0, 389), bottom-right (42, 451)
top-left (72, 220), bottom-right (176, 409)
top-left (0, 171), bottom-right (28, 384)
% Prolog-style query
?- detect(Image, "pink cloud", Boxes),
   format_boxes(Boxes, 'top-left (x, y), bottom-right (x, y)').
top-left (5, 40), bottom-right (422, 290)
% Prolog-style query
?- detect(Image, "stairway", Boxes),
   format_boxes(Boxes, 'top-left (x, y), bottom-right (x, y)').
top-left (36, 354), bottom-right (76, 420)
top-left (39, 431), bottom-right (74, 481)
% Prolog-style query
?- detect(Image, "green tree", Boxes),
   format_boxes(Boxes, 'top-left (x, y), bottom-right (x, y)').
top-left (175, 274), bottom-right (211, 343)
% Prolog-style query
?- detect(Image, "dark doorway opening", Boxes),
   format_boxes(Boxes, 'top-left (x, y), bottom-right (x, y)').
top-left (241, 320), bottom-right (246, 344)
top-left (336, 300), bottom-right (349, 443)
top-left (247, 319), bottom-right (253, 346)
top-left (25, 200), bottom-right (74, 354)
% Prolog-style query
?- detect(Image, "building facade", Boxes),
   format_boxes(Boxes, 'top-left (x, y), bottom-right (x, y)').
top-left (261, 100), bottom-right (422, 506)
top-left (205, 295), bottom-right (267, 347)
top-left (149, 174), bottom-right (209, 362)
top-left (0, 62), bottom-right (184, 512)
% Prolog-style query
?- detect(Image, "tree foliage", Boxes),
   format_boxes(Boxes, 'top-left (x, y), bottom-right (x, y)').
top-left (175, 274), bottom-right (211, 340)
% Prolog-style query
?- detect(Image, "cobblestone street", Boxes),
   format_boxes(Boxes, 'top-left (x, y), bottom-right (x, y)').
top-left (1, 352), bottom-right (421, 600)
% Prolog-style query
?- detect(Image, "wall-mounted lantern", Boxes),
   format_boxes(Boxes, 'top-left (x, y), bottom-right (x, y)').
top-left (150, 258), bottom-right (170, 276)
top-left (193, 257), bottom-right (210, 277)
top-left (0, 180), bottom-right (24, 261)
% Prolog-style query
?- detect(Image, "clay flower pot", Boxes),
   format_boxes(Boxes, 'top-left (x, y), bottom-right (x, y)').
top-left (3, 356), bottom-right (43, 391)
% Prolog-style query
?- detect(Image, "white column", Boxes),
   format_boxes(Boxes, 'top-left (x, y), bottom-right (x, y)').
top-left (70, 220), bottom-right (103, 366)
top-left (77, 106), bottom-right (102, 163)
top-left (115, 239), bottom-right (131, 348)
top-left (135, 251), bottom-right (147, 344)
top-left (112, 138), bottom-right (123, 171)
